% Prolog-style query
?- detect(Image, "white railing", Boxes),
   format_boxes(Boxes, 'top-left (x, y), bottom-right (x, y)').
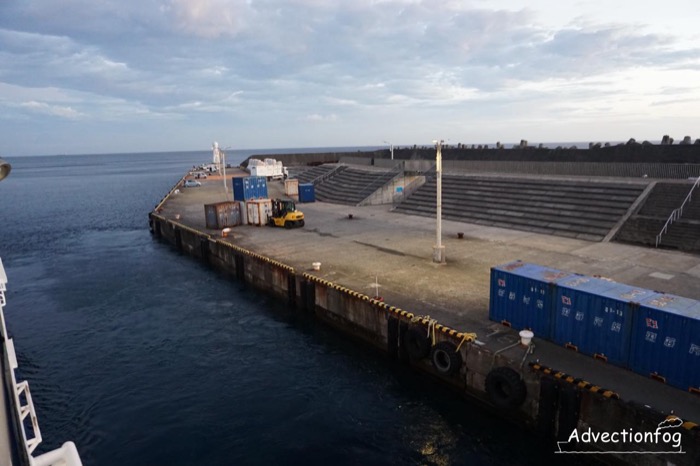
top-left (357, 161), bottom-right (405, 205)
top-left (14, 380), bottom-right (42, 455)
top-left (0, 258), bottom-right (83, 466)
top-left (656, 176), bottom-right (700, 247)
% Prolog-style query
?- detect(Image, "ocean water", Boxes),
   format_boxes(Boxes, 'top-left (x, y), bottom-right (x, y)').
top-left (0, 150), bottom-right (577, 465)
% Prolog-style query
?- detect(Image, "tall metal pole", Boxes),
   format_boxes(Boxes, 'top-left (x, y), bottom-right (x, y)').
top-left (221, 149), bottom-right (228, 201)
top-left (433, 139), bottom-right (445, 263)
top-left (383, 141), bottom-right (394, 160)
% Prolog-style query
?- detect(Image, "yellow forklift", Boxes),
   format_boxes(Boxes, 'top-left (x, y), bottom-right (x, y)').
top-left (268, 199), bottom-right (305, 229)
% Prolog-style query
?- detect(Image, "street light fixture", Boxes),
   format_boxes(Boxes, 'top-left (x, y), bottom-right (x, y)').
top-left (432, 139), bottom-right (445, 264)
top-left (221, 148), bottom-right (229, 201)
top-left (383, 140), bottom-right (394, 160)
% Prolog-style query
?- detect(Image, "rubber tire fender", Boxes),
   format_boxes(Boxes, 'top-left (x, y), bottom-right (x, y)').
top-left (430, 341), bottom-right (463, 376)
top-left (403, 326), bottom-right (431, 360)
top-left (485, 366), bottom-right (527, 409)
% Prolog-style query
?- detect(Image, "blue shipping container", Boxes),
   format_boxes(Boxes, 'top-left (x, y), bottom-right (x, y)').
top-left (554, 276), bottom-right (658, 367)
top-left (232, 176), bottom-right (268, 201)
top-left (233, 177), bottom-right (251, 201)
top-left (256, 176), bottom-right (268, 198)
top-left (298, 183), bottom-right (315, 203)
top-left (630, 294), bottom-right (700, 391)
top-left (489, 261), bottom-right (573, 339)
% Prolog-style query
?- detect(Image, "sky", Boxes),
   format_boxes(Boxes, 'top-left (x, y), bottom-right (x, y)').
top-left (1, 0), bottom-right (699, 156)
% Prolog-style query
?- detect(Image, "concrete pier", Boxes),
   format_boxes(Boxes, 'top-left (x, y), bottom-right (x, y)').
top-left (151, 168), bottom-right (700, 465)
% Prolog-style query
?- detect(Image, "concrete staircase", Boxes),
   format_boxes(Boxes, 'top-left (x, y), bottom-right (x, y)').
top-left (292, 165), bottom-right (342, 185)
top-left (313, 167), bottom-right (400, 205)
top-left (394, 175), bottom-right (647, 241)
top-left (615, 182), bottom-right (700, 251)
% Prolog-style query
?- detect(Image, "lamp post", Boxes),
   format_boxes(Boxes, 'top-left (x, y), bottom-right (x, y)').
top-left (221, 148), bottom-right (228, 201)
top-left (383, 140), bottom-right (394, 160)
top-left (432, 139), bottom-right (445, 264)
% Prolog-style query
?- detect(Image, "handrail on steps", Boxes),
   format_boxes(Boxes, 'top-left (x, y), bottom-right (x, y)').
top-left (655, 176), bottom-right (700, 247)
top-left (310, 164), bottom-right (347, 185)
top-left (392, 163), bottom-right (436, 207)
top-left (357, 161), bottom-right (405, 205)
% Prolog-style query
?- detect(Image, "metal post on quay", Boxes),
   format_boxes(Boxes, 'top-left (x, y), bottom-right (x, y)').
top-left (383, 140), bottom-right (394, 160)
top-left (432, 139), bottom-right (445, 264)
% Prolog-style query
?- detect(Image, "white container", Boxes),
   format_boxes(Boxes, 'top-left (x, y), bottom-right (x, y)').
top-left (246, 199), bottom-right (272, 226)
top-left (246, 201), bottom-right (259, 226)
top-left (312, 262), bottom-right (321, 271)
top-left (285, 178), bottom-right (299, 197)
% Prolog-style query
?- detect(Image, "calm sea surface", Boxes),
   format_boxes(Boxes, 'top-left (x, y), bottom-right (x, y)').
top-left (0, 150), bottom-right (575, 465)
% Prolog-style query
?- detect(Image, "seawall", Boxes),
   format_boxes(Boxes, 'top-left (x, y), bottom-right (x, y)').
top-left (242, 144), bottom-right (700, 168)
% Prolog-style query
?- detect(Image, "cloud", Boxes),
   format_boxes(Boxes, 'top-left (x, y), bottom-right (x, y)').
top-left (19, 101), bottom-right (83, 119)
top-left (1, 1), bottom-right (699, 155)
top-left (3, 4), bottom-right (696, 102)
top-left (166, 0), bottom-right (254, 38)
top-left (199, 66), bottom-right (230, 77)
top-left (650, 98), bottom-right (700, 107)
top-left (305, 113), bottom-right (339, 122)
top-left (0, 28), bottom-right (136, 88)
top-left (659, 86), bottom-right (696, 96)
top-left (324, 97), bottom-right (360, 107)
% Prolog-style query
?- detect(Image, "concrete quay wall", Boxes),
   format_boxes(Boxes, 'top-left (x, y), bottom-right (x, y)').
top-left (148, 211), bottom-right (699, 466)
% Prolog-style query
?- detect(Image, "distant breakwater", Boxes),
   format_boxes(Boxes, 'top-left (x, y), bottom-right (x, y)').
top-left (242, 143), bottom-right (700, 168)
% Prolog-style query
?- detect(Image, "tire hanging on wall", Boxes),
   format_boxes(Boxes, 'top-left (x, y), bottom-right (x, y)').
top-left (430, 341), bottom-right (463, 376)
top-left (485, 366), bottom-right (527, 409)
top-left (403, 326), bottom-right (431, 360)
